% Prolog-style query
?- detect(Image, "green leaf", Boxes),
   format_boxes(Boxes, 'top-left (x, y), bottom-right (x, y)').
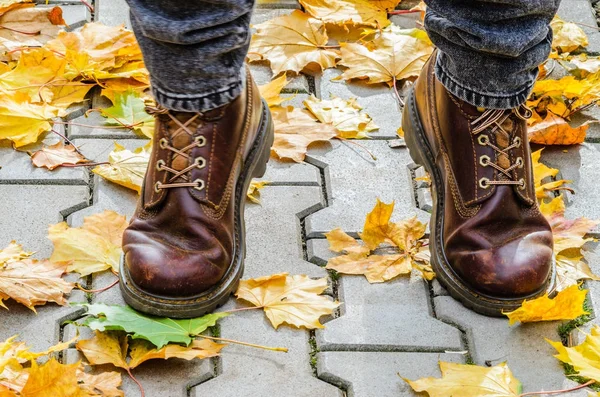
top-left (100, 90), bottom-right (154, 138)
top-left (80, 303), bottom-right (228, 348)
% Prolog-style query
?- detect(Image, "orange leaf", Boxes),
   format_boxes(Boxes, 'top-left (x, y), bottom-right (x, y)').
top-left (20, 358), bottom-right (86, 397)
top-left (46, 6), bottom-right (65, 26)
top-left (528, 113), bottom-right (589, 145)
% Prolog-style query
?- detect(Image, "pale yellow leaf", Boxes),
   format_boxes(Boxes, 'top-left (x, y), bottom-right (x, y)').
top-left (92, 142), bottom-right (150, 193)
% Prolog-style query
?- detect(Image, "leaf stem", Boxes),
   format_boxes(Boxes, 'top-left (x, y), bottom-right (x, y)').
top-left (223, 306), bottom-right (264, 313)
top-left (60, 161), bottom-right (110, 167)
top-left (126, 367), bottom-right (145, 397)
top-left (50, 128), bottom-right (86, 157)
top-left (388, 10), bottom-right (421, 15)
top-left (518, 380), bottom-right (595, 397)
top-left (79, 0), bottom-right (94, 13)
top-left (392, 76), bottom-right (405, 107)
top-left (76, 278), bottom-right (119, 293)
top-left (196, 335), bottom-right (288, 353)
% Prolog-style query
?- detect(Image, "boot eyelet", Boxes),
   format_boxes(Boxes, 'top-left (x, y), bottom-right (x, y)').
top-left (479, 177), bottom-right (491, 189)
top-left (479, 155), bottom-right (490, 167)
top-left (516, 157), bottom-right (524, 168)
top-left (193, 179), bottom-right (205, 191)
top-left (159, 138), bottom-right (168, 149)
top-left (518, 178), bottom-right (526, 190)
top-left (154, 182), bottom-right (162, 193)
top-left (156, 159), bottom-right (165, 171)
top-left (195, 136), bottom-right (206, 147)
top-left (514, 137), bottom-right (522, 148)
top-left (477, 135), bottom-right (489, 146)
top-left (195, 157), bottom-right (206, 169)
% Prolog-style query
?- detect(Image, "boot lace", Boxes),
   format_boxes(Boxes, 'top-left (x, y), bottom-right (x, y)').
top-left (146, 105), bottom-right (207, 193)
top-left (470, 104), bottom-right (532, 190)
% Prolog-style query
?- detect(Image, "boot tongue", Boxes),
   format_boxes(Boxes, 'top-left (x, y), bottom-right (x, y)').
top-left (491, 116), bottom-right (514, 175)
top-left (164, 112), bottom-right (201, 179)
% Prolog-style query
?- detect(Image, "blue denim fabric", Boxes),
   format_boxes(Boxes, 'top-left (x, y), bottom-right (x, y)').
top-left (125, 0), bottom-right (255, 112)
top-left (126, 0), bottom-right (560, 111)
top-left (424, 0), bottom-right (561, 109)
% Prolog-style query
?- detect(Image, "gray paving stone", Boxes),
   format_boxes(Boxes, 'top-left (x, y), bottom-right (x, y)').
top-left (318, 351), bottom-right (465, 397)
top-left (558, 0), bottom-right (600, 54)
top-left (305, 139), bottom-right (428, 237)
top-left (96, 0), bottom-right (131, 28)
top-left (434, 295), bottom-right (566, 394)
top-left (260, 159), bottom-right (320, 183)
top-left (192, 305), bottom-right (343, 397)
top-left (0, 184), bottom-right (89, 258)
top-left (249, 63), bottom-right (311, 92)
top-left (316, 68), bottom-right (402, 138)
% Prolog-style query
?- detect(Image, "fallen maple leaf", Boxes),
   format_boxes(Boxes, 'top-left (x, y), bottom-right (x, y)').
top-left (100, 90), bottom-right (154, 138)
top-left (540, 196), bottom-right (600, 290)
top-left (0, 5), bottom-right (65, 53)
top-left (92, 142), bottom-right (150, 193)
top-left (0, 258), bottom-right (73, 311)
top-left (336, 27), bottom-right (433, 85)
top-left (235, 273), bottom-right (340, 329)
top-left (77, 370), bottom-right (123, 397)
top-left (551, 16), bottom-right (588, 53)
top-left (48, 210), bottom-right (128, 276)
top-left (528, 113), bottom-right (590, 145)
top-left (531, 149), bottom-right (571, 199)
top-left (299, 0), bottom-right (396, 28)
top-left (270, 106), bottom-right (338, 162)
top-left (81, 303), bottom-right (228, 348)
top-left (0, 94), bottom-right (60, 147)
top-left (247, 180), bottom-right (269, 204)
top-left (303, 94), bottom-right (378, 139)
top-left (0, 242), bottom-right (33, 264)
top-left (404, 361), bottom-right (522, 397)
top-left (247, 10), bottom-right (340, 75)
top-left (258, 74), bottom-right (290, 108)
top-left (30, 141), bottom-right (88, 170)
top-left (548, 324), bottom-right (600, 383)
top-left (326, 199), bottom-right (433, 283)
top-left (20, 358), bottom-right (84, 397)
top-left (503, 284), bottom-right (588, 325)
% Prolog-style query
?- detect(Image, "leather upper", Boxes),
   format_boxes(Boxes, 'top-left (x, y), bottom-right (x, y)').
top-left (413, 54), bottom-right (553, 298)
top-left (122, 69), bottom-right (264, 298)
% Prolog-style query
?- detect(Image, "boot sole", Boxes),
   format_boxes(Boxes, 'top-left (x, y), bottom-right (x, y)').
top-left (119, 99), bottom-right (275, 318)
top-left (402, 89), bottom-right (556, 317)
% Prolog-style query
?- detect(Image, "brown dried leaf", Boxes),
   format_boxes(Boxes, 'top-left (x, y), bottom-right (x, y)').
top-left (528, 113), bottom-right (589, 145)
top-left (31, 141), bottom-right (87, 170)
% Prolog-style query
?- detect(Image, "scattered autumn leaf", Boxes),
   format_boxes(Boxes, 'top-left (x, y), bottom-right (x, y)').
top-left (531, 149), bottom-right (571, 199)
top-left (100, 90), bottom-right (154, 138)
top-left (404, 361), bottom-right (522, 397)
top-left (551, 16), bottom-right (588, 53)
top-left (235, 273), bottom-right (340, 329)
top-left (48, 210), bottom-right (128, 276)
top-left (503, 284), bottom-right (588, 325)
top-left (77, 370), bottom-right (123, 397)
top-left (0, 0), bottom-right (33, 17)
top-left (0, 95), bottom-right (60, 147)
top-left (528, 112), bottom-right (590, 145)
top-left (336, 27), bottom-right (433, 85)
top-left (92, 142), bottom-right (151, 193)
top-left (299, 0), bottom-right (396, 28)
top-left (258, 74), bottom-right (290, 108)
top-left (548, 324), bottom-right (600, 382)
top-left (247, 10), bottom-right (340, 75)
top-left (303, 94), bottom-right (378, 139)
top-left (0, 242), bottom-right (33, 264)
top-left (81, 303), bottom-right (229, 348)
top-left (30, 141), bottom-right (88, 170)
top-left (247, 180), bottom-right (269, 204)
top-left (270, 106), bottom-right (337, 162)
top-left (0, 5), bottom-right (65, 53)
top-left (0, 257), bottom-right (73, 311)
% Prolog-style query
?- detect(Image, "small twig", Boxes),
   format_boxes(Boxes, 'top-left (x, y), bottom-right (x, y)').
top-left (223, 306), bottom-right (264, 314)
top-left (392, 76), bottom-right (405, 107)
top-left (50, 128), bottom-right (86, 157)
top-left (60, 161), bottom-right (110, 168)
top-left (518, 380), bottom-right (595, 397)
top-left (320, 45), bottom-right (341, 49)
top-left (196, 335), bottom-right (288, 353)
top-left (76, 278), bottom-right (119, 294)
top-left (388, 10), bottom-right (421, 15)
top-left (337, 137), bottom-right (377, 161)
top-left (52, 121), bottom-right (133, 130)
top-left (125, 368), bottom-right (145, 397)
top-left (572, 21), bottom-right (600, 31)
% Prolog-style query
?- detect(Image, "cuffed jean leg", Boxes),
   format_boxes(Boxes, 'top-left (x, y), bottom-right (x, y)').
top-left (423, 0), bottom-right (561, 109)
top-left (125, 0), bottom-right (255, 112)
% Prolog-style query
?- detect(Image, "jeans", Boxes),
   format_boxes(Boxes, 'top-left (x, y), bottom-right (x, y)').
top-left (126, 0), bottom-right (561, 112)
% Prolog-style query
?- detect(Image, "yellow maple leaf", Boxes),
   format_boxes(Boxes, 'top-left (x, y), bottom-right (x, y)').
top-left (31, 141), bottom-right (88, 170)
top-left (404, 361), bottom-right (522, 397)
top-left (76, 331), bottom-right (224, 371)
top-left (531, 149), bottom-right (571, 199)
top-left (548, 324), bottom-right (600, 382)
top-left (0, 94), bottom-right (60, 147)
top-left (20, 358), bottom-right (86, 397)
top-left (299, 0), bottom-right (395, 28)
top-left (303, 94), bottom-right (378, 139)
top-left (92, 142), bottom-right (151, 193)
top-left (258, 74), bottom-right (290, 108)
top-left (270, 106), bottom-right (338, 162)
top-left (551, 16), bottom-right (588, 53)
top-left (0, 5), bottom-right (64, 51)
top-left (235, 273), bottom-right (340, 329)
top-left (503, 284), bottom-right (588, 325)
top-left (0, 259), bottom-right (73, 311)
top-left (0, 241), bottom-right (33, 264)
top-left (246, 180), bottom-right (269, 204)
top-left (528, 112), bottom-right (590, 145)
top-left (247, 10), bottom-right (340, 75)
top-left (336, 27), bottom-right (433, 85)
top-left (48, 210), bottom-right (128, 276)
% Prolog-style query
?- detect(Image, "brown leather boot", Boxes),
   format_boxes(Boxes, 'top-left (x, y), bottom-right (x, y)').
top-left (403, 53), bottom-right (555, 316)
top-left (119, 69), bottom-right (274, 318)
